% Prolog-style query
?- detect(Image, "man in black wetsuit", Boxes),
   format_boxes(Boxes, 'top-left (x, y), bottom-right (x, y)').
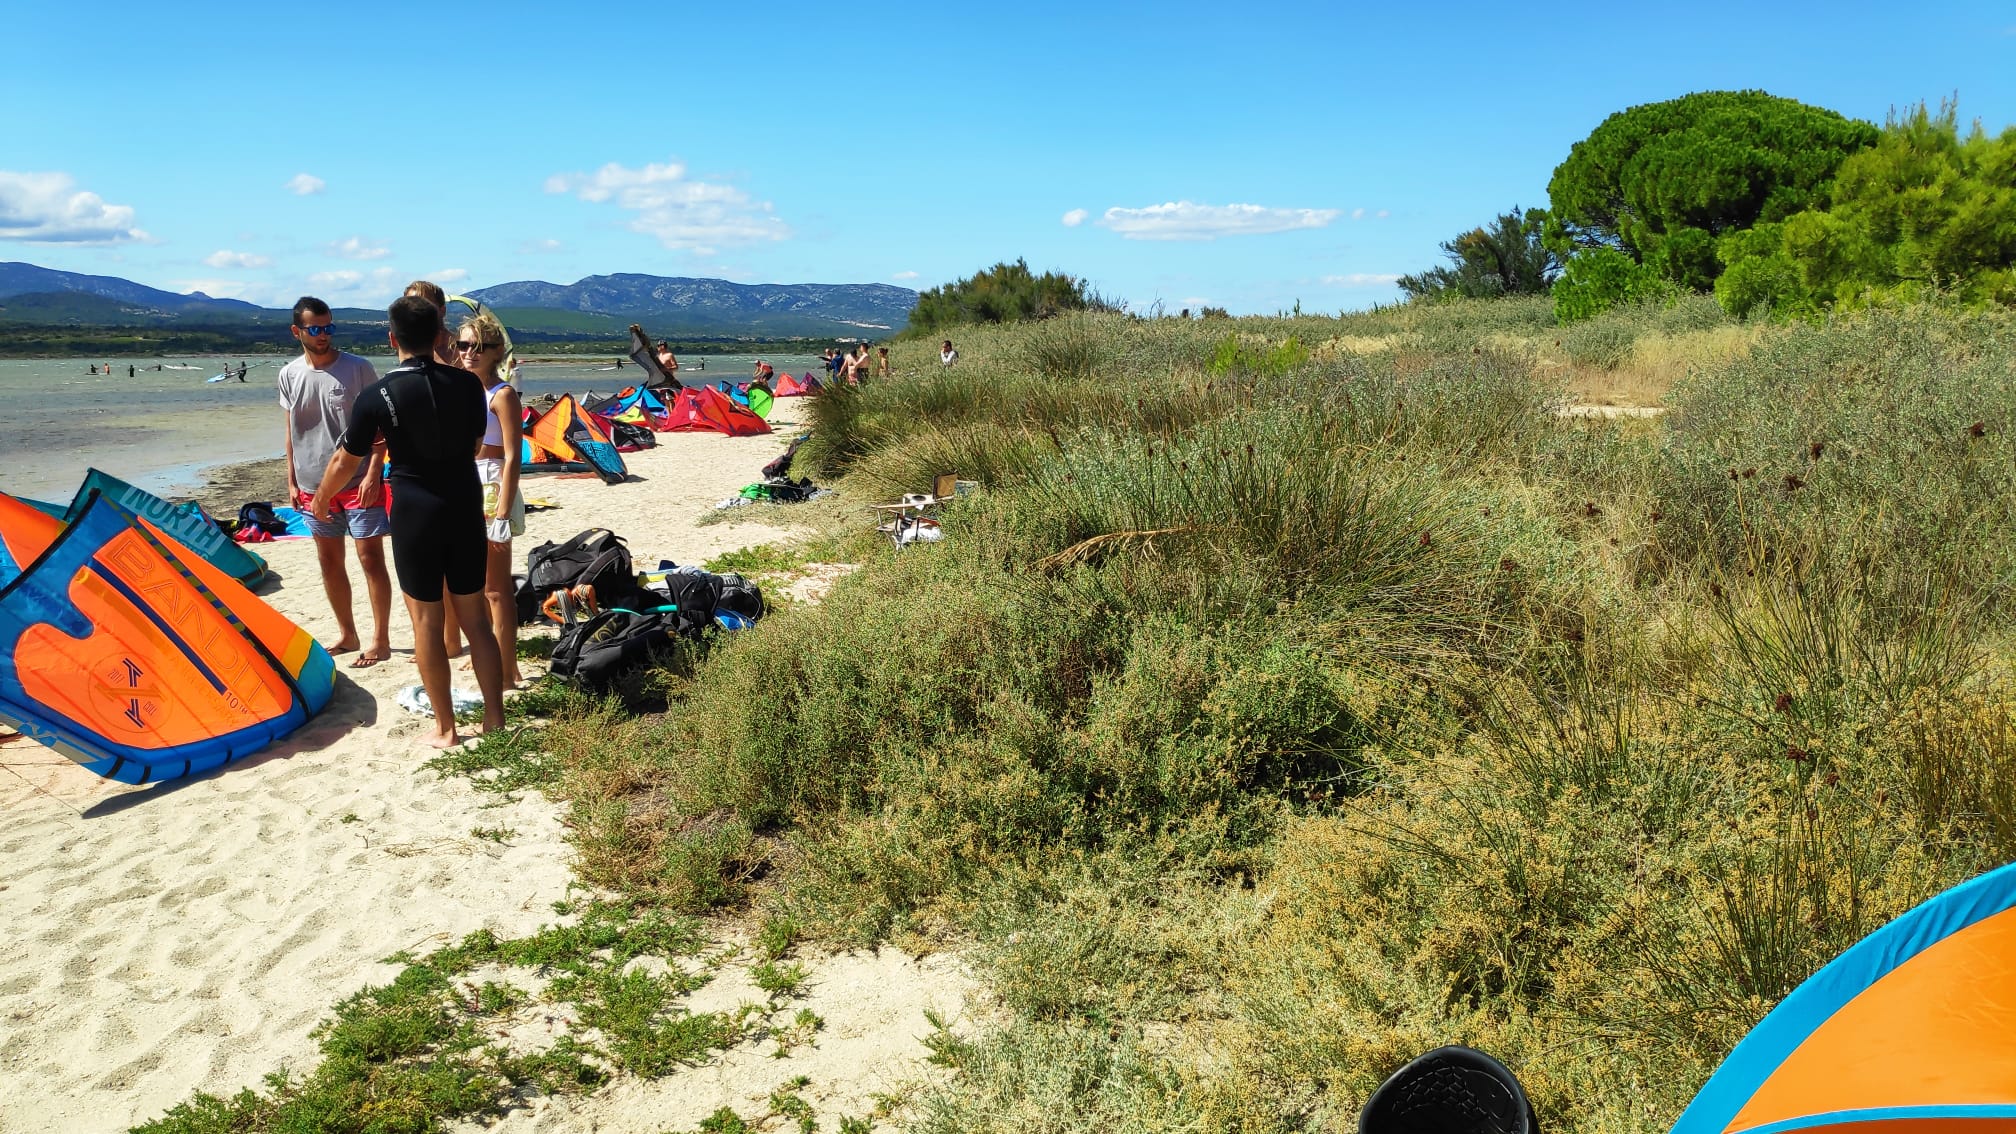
top-left (310, 295), bottom-right (505, 748)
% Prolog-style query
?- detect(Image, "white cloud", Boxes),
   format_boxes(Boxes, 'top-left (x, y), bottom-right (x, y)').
top-left (544, 158), bottom-right (788, 254)
top-left (1061, 208), bottom-right (1089, 227)
top-left (1321, 273), bottom-right (1401, 287)
top-left (1377, 209), bottom-right (1390, 218)
top-left (287, 173), bottom-right (326, 196)
top-left (431, 268), bottom-right (469, 283)
top-left (329, 236), bottom-right (391, 260)
top-left (891, 270), bottom-right (919, 281)
top-left (1351, 207), bottom-right (1366, 220)
top-left (304, 266), bottom-right (401, 303)
top-left (0, 171), bottom-right (150, 244)
top-left (204, 249), bottom-right (271, 269)
top-left (1094, 201), bottom-right (1340, 241)
top-left (519, 237), bottom-right (564, 253)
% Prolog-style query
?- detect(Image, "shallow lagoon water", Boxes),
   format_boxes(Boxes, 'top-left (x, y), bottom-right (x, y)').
top-left (0, 351), bottom-right (822, 503)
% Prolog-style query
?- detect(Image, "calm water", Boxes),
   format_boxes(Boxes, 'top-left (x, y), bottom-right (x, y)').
top-left (0, 351), bottom-right (822, 503)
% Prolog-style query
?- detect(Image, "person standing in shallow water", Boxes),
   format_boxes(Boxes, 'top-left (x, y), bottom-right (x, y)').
top-left (313, 295), bottom-right (504, 749)
top-left (279, 296), bottom-right (393, 668)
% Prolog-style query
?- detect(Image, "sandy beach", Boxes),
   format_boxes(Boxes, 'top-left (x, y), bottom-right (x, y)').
top-left (0, 399), bottom-right (974, 1133)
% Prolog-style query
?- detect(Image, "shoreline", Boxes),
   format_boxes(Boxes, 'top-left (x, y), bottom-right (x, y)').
top-left (168, 455), bottom-right (292, 520)
top-left (0, 398), bottom-right (985, 1132)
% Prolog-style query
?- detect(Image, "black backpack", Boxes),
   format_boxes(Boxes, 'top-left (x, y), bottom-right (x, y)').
top-left (548, 608), bottom-right (676, 694)
top-left (237, 501), bottom-right (289, 535)
top-left (715, 573), bottom-right (765, 621)
top-left (653, 572), bottom-right (720, 637)
top-left (525, 529), bottom-right (636, 602)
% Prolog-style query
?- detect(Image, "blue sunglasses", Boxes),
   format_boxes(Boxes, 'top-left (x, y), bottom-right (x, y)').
top-left (298, 324), bottom-right (335, 337)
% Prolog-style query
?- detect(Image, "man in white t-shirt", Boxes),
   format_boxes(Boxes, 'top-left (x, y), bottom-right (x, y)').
top-left (279, 296), bottom-right (393, 668)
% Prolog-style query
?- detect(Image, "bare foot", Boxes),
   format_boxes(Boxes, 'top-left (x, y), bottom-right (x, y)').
top-left (350, 647), bottom-right (391, 669)
top-left (424, 726), bottom-right (462, 749)
top-left (328, 637), bottom-right (359, 655)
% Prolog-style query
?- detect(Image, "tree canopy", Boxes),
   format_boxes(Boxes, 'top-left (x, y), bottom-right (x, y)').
top-left (1397, 207), bottom-right (1561, 300)
top-left (905, 259), bottom-right (1103, 336)
top-left (1715, 101), bottom-right (2016, 317)
top-left (1546, 90), bottom-right (1879, 290)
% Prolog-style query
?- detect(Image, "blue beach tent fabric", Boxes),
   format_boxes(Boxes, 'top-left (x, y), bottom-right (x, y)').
top-left (1671, 858), bottom-right (2016, 1134)
top-left (0, 490), bottom-right (334, 784)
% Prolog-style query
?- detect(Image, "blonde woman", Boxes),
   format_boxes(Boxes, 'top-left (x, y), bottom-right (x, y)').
top-left (455, 311), bottom-right (526, 687)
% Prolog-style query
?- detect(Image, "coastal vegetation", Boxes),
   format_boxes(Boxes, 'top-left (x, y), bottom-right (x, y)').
top-left (552, 300), bottom-right (2016, 1131)
top-left (902, 258), bottom-right (1114, 337)
top-left (142, 290), bottom-right (2016, 1131)
top-left (1402, 90), bottom-right (2016, 325)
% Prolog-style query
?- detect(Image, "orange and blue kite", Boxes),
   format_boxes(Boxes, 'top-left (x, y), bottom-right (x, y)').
top-left (1673, 859), bottom-right (2016, 1133)
top-left (0, 489), bottom-right (334, 784)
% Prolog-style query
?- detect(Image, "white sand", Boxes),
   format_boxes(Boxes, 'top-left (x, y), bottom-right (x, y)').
top-left (0, 402), bottom-right (976, 1132)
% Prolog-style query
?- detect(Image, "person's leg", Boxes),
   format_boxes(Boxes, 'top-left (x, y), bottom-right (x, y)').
top-left (448, 587), bottom-right (506, 734)
top-left (441, 591), bottom-right (465, 660)
top-left (311, 534), bottom-right (358, 653)
top-left (351, 536), bottom-right (393, 665)
top-left (403, 593), bottom-right (461, 748)
top-left (483, 539), bottom-right (522, 686)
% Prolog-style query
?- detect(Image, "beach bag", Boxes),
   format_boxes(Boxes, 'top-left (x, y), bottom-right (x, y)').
top-left (761, 436), bottom-right (804, 480)
top-left (548, 608), bottom-right (676, 694)
top-left (610, 420), bottom-right (657, 451)
top-left (653, 571), bottom-right (721, 637)
top-left (237, 501), bottom-right (289, 536)
top-left (714, 573), bottom-right (766, 623)
top-left (526, 529), bottom-right (634, 600)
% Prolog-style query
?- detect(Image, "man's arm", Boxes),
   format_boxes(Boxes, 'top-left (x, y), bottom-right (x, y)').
top-left (284, 411), bottom-right (300, 503)
top-left (356, 438), bottom-right (387, 507)
top-left (349, 359), bottom-right (386, 507)
top-left (310, 449), bottom-right (365, 521)
top-left (315, 388), bottom-right (381, 519)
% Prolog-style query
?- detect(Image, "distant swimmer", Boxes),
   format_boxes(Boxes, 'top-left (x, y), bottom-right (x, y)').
top-left (237, 361), bottom-right (248, 382)
top-left (128, 364), bottom-right (135, 377)
top-left (89, 364), bottom-right (98, 374)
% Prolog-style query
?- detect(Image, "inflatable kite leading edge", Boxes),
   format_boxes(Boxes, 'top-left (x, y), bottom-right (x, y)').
top-left (1672, 859), bottom-right (2016, 1133)
top-left (0, 490), bottom-right (334, 784)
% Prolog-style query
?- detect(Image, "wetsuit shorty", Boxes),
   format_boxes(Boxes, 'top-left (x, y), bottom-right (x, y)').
top-left (340, 358), bottom-right (488, 602)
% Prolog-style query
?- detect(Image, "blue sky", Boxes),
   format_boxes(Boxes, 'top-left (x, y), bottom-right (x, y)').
top-left (3, 1), bottom-right (2012, 316)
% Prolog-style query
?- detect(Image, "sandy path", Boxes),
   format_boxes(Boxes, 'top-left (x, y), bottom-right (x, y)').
top-left (0, 402), bottom-right (970, 1132)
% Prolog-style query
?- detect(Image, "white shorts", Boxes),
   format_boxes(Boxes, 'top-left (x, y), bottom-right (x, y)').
top-left (476, 458), bottom-right (526, 539)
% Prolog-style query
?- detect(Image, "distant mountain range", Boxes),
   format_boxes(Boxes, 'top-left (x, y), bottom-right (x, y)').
top-left (0, 262), bottom-right (279, 321)
top-left (0, 261), bottom-right (918, 341)
top-left (469, 274), bottom-right (918, 338)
